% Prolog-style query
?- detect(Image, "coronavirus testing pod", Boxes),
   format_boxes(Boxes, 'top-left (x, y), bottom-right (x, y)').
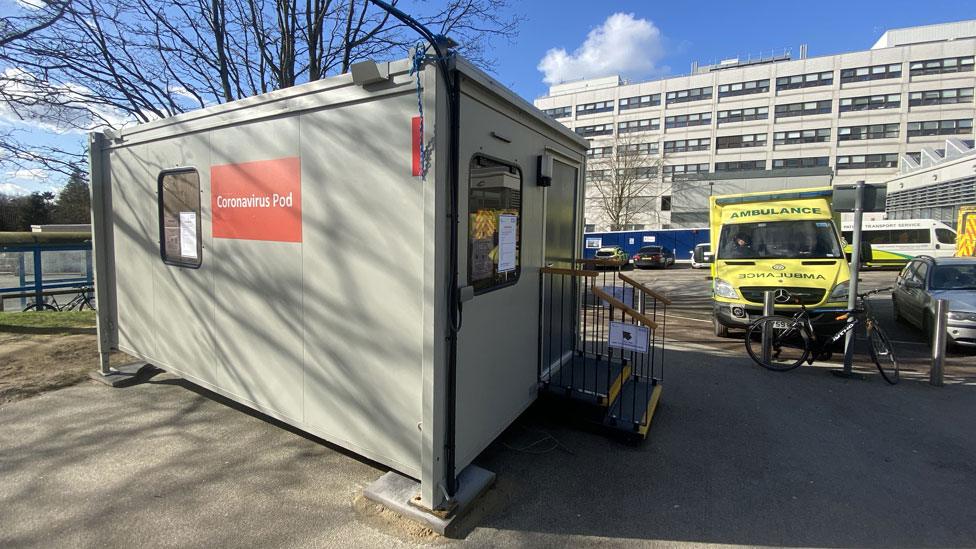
top-left (89, 52), bottom-right (587, 514)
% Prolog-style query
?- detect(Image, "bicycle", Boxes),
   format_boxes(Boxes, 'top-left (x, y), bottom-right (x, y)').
top-left (22, 288), bottom-right (96, 312)
top-left (744, 287), bottom-right (899, 384)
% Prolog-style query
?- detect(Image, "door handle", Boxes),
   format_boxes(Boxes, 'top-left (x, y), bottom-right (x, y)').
top-left (935, 244), bottom-right (940, 250)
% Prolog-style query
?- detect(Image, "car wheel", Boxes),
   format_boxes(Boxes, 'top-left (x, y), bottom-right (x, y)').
top-left (713, 316), bottom-right (730, 338)
top-left (922, 312), bottom-right (934, 346)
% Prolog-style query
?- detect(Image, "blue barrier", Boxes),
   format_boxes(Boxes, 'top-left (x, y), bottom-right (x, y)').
top-left (0, 242), bottom-right (93, 310)
top-left (583, 228), bottom-right (710, 261)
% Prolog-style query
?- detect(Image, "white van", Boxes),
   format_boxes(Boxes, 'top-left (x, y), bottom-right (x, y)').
top-left (841, 218), bottom-right (956, 266)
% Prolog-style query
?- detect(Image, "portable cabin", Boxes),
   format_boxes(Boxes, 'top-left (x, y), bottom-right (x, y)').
top-left (89, 53), bottom-right (587, 511)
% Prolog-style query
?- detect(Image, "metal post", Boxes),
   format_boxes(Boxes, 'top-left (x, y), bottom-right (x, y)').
top-left (842, 180), bottom-right (865, 375)
top-left (930, 299), bottom-right (948, 387)
top-left (18, 253), bottom-right (26, 309)
top-left (761, 290), bottom-right (775, 363)
top-left (32, 247), bottom-right (43, 311)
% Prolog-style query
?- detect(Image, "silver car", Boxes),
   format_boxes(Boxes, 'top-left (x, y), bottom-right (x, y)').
top-left (892, 256), bottom-right (976, 347)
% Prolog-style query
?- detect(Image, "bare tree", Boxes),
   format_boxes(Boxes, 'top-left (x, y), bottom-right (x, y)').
top-left (586, 134), bottom-right (670, 231)
top-left (0, 0), bottom-right (522, 174)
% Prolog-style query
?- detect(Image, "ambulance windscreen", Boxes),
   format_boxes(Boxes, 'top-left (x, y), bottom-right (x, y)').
top-left (719, 220), bottom-right (842, 260)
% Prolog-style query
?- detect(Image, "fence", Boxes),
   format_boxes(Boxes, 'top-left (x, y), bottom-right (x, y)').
top-left (0, 233), bottom-right (93, 311)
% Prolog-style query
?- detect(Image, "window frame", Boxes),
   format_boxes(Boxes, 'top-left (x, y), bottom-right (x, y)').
top-left (157, 167), bottom-right (203, 269)
top-left (467, 154), bottom-right (523, 295)
top-left (775, 71), bottom-right (833, 90)
top-left (840, 63), bottom-right (902, 83)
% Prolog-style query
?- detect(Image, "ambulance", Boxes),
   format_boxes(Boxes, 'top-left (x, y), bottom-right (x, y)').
top-left (708, 187), bottom-right (869, 337)
top-left (955, 206), bottom-right (976, 257)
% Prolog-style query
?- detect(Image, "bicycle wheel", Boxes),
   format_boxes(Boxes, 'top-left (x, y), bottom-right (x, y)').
top-left (22, 302), bottom-right (58, 312)
top-left (868, 323), bottom-right (899, 385)
top-left (745, 315), bottom-right (810, 371)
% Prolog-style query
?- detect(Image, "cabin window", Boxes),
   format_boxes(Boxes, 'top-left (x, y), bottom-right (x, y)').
top-left (158, 168), bottom-right (202, 268)
top-left (468, 156), bottom-right (522, 293)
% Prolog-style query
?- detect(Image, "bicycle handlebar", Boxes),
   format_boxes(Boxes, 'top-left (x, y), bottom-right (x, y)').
top-left (857, 286), bottom-right (893, 299)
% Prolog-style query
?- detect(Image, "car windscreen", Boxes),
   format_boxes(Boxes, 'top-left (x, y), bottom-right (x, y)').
top-left (638, 246), bottom-right (662, 253)
top-left (930, 264), bottom-right (976, 290)
top-left (719, 220), bottom-right (843, 260)
top-left (595, 250), bottom-right (615, 257)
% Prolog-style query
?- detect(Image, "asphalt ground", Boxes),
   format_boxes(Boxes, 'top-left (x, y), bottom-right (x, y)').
top-left (621, 263), bottom-right (976, 382)
top-left (1, 264), bottom-right (975, 547)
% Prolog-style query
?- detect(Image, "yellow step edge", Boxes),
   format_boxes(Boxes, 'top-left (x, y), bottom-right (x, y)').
top-left (600, 363), bottom-right (632, 407)
top-left (636, 384), bottom-right (663, 438)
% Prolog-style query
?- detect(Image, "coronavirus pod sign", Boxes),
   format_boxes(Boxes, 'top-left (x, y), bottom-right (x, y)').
top-left (211, 157), bottom-right (302, 242)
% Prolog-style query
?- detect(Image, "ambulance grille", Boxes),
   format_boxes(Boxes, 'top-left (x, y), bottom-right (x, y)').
top-left (739, 286), bottom-right (826, 305)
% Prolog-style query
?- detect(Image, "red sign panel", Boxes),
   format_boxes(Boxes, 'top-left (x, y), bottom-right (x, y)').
top-left (211, 157), bottom-right (302, 242)
top-left (412, 116), bottom-right (422, 176)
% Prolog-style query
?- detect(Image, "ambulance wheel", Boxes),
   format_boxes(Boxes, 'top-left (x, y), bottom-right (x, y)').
top-left (713, 316), bottom-right (730, 338)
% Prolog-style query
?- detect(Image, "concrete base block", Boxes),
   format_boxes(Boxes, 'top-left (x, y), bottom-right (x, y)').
top-left (89, 362), bottom-right (162, 388)
top-left (362, 465), bottom-right (495, 537)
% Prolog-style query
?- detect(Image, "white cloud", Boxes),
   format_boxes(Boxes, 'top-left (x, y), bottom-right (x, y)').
top-left (0, 67), bottom-right (133, 134)
top-left (15, 0), bottom-right (47, 9)
top-left (6, 167), bottom-right (49, 181)
top-left (538, 13), bottom-right (666, 85)
top-left (0, 182), bottom-right (30, 196)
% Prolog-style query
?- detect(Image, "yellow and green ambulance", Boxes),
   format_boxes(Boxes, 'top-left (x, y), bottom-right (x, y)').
top-left (708, 187), bottom-right (860, 337)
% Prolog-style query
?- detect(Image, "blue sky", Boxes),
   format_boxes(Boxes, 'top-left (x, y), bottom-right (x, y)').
top-left (3, 0), bottom-right (976, 194)
top-left (491, 0), bottom-right (976, 100)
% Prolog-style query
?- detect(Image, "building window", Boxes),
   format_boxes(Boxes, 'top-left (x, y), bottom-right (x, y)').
top-left (716, 133), bottom-right (767, 149)
top-left (837, 124), bottom-right (899, 141)
top-left (576, 100), bottom-right (614, 116)
top-left (772, 157), bottom-right (829, 170)
top-left (617, 118), bottom-right (659, 134)
top-left (586, 169), bottom-right (609, 180)
top-left (906, 119), bottom-right (973, 137)
top-left (619, 94), bottom-right (661, 110)
top-left (662, 163), bottom-right (709, 177)
top-left (839, 93), bottom-right (900, 112)
top-left (661, 196), bottom-right (672, 211)
top-left (909, 88), bottom-right (974, 106)
top-left (587, 146), bottom-right (613, 159)
top-left (717, 106), bottom-right (768, 125)
top-left (575, 123), bottom-right (614, 137)
top-left (718, 79), bottom-right (770, 98)
top-left (158, 169), bottom-right (203, 268)
top-left (618, 142), bottom-right (658, 156)
top-left (542, 106), bottom-right (572, 119)
top-left (467, 156), bottom-right (522, 294)
top-left (715, 160), bottom-right (765, 172)
top-left (666, 86), bottom-right (713, 105)
top-left (621, 224), bottom-right (646, 231)
top-left (584, 224), bottom-right (596, 232)
top-left (909, 56), bottom-right (975, 76)
top-left (840, 63), bottom-right (902, 83)
top-left (664, 138), bottom-right (710, 153)
top-left (664, 111), bottom-right (711, 129)
top-left (775, 71), bottom-right (833, 90)
top-left (617, 167), bottom-right (659, 179)
top-left (774, 100), bottom-right (832, 119)
top-left (835, 154), bottom-right (898, 169)
top-left (773, 128), bottom-right (831, 145)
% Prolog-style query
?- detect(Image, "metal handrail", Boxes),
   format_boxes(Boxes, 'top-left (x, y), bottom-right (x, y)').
top-left (591, 285), bottom-right (658, 329)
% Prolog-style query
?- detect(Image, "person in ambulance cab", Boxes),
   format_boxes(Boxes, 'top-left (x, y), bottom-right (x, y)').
top-left (728, 233), bottom-right (755, 258)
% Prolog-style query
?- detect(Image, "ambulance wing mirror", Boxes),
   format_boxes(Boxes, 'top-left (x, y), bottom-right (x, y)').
top-left (859, 242), bottom-right (873, 265)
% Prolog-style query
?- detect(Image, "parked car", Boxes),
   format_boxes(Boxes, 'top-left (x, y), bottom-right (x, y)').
top-left (593, 245), bottom-right (629, 267)
top-left (691, 243), bottom-right (712, 269)
top-left (632, 245), bottom-right (674, 269)
top-left (892, 255), bottom-right (976, 347)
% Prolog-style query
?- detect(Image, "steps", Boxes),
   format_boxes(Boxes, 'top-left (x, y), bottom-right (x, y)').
top-left (540, 351), bottom-right (661, 440)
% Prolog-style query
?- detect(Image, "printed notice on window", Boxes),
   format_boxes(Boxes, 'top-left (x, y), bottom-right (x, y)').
top-left (179, 211), bottom-right (198, 259)
top-left (497, 214), bottom-right (517, 273)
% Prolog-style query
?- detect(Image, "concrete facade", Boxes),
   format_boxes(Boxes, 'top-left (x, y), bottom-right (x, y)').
top-left (533, 20), bottom-right (976, 231)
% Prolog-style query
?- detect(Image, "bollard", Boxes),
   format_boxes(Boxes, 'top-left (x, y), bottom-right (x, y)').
top-left (761, 291), bottom-right (775, 363)
top-left (930, 299), bottom-right (948, 387)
